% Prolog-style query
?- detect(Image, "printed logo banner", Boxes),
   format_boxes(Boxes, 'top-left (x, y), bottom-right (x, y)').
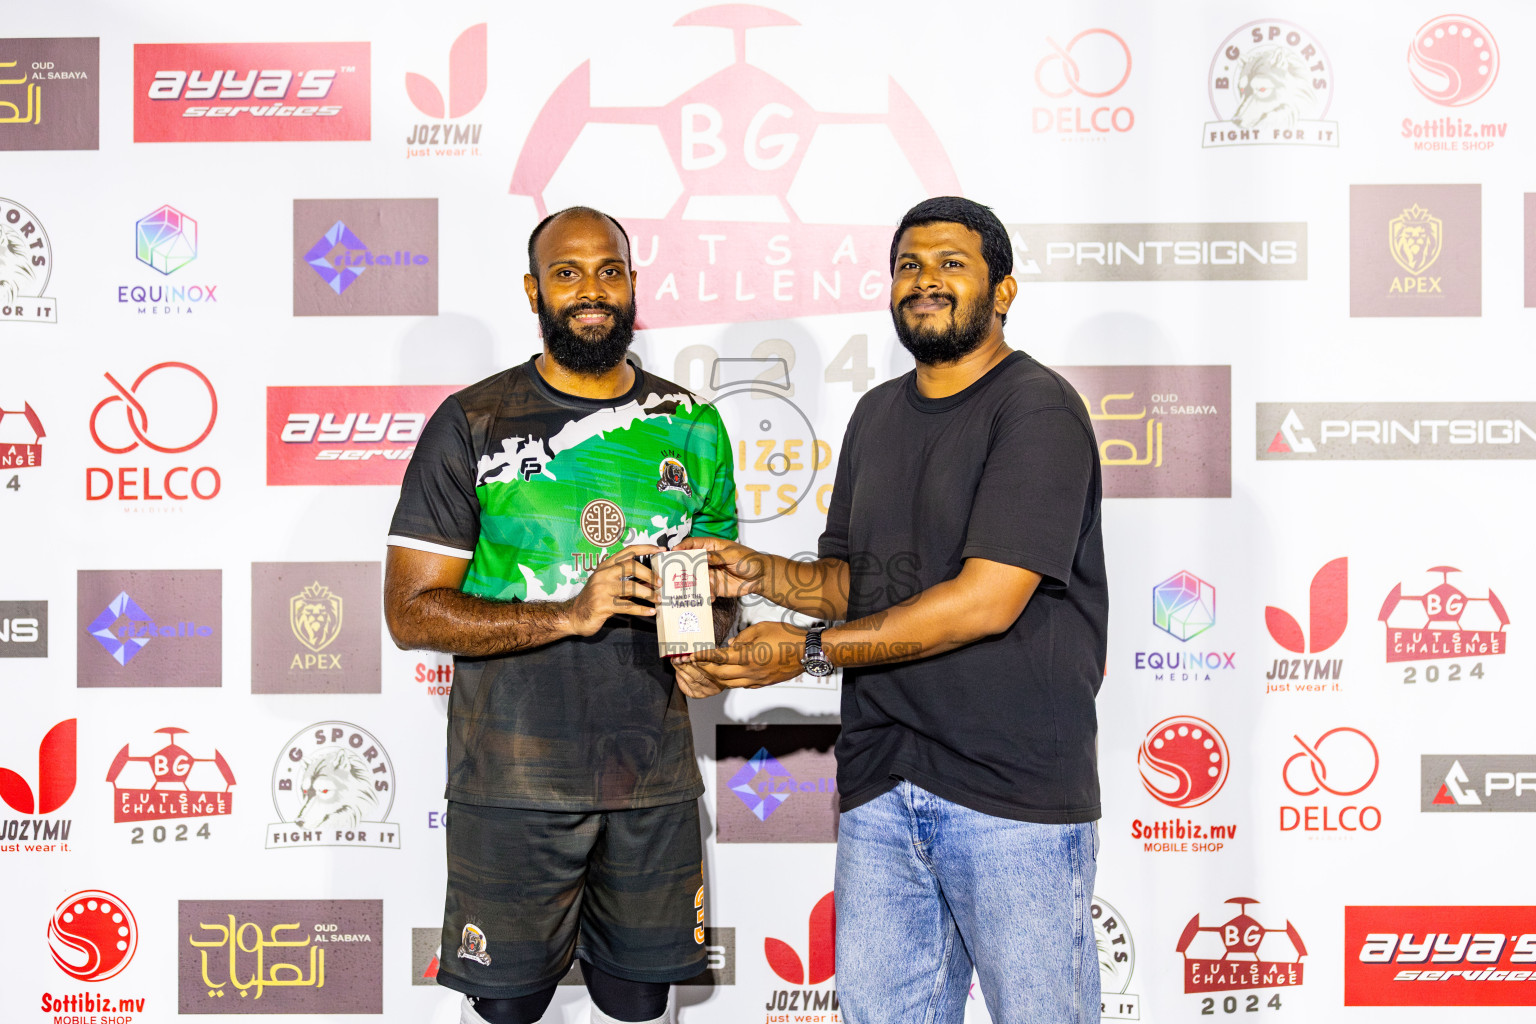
top-left (134, 42), bottom-right (369, 142)
top-left (292, 199), bottom-right (437, 316)
top-left (1345, 906), bottom-right (1536, 1006)
top-left (716, 724), bottom-right (839, 843)
top-left (266, 385), bottom-right (458, 485)
top-left (1059, 365), bottom-right (1231, 497)
top-left (76, 570), bottom-right (221, 687)
top-left (1350, 184), bottom-right (1481, 317)
top-left (1008, 223), bottom-right (1306, 282)
top-left (178, 900), bottom-right (382, 1013)
top-left (251, 562), bottom-right (381, 694)
top-left (0, 599), bottom-right (47, 657)
top-left (1258, 402), bottom-right (1536, 460)
top-left (0, 37), bottom-right (99, 151)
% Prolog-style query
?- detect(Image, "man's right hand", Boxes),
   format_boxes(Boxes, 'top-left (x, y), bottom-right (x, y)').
top-left (566, 543), bottom-right (663, 636)
top-left (675, 536), bottom-right (766, 599)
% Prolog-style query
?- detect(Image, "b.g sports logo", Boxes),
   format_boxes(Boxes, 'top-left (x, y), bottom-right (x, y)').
top-left (134, 42), bottom-right (370, 142)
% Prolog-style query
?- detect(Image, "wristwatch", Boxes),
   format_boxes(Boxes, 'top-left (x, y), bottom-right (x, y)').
top-left (801, 625), bottom-right (834, 677)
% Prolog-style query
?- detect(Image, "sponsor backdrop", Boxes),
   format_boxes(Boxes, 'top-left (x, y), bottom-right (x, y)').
top-left (3, 2), bottom-right (1534, 1021)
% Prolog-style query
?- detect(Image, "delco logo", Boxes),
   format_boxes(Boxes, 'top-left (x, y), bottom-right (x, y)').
top-left (266, 385), bottom-right (458, 485)
top-left (134, 43), bottom-right (370, 142)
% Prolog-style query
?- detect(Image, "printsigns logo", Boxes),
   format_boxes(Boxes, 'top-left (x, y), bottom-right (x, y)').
top-left (0, 401), bottom-right (44, 473)
top-left (1345, 906), bottom-right (1536, 1006)
top-left (510, 4), bottom-right (960, 328)
top-left (1009, 224), bottom-right (1305, 282)
top-left (1094, 896), bottom-right (1142, 1020)
top-left (0, 197), bottom-right (57, 323)
top-left (1061, 365), bottom-right (1231, 497)
top-left (1204, 21), bottom-right (1336, 148)
top-left (266, 385), bottom-right (454, 485)
top-left (252, 563), bottom-right (380, 694)
top-left (134, 42), bottom-right (370, 143)
top-left (293, 199), bottom-right (437, 316)
top-left (1265, 557), bottom-right (1347, 654)
top-left (1380, 567), bottom-right (1508, 664)
top-left (766, 891), bottom-right (835, 986)
top-left (0, 37), bottom-right (99, 151)
top-left (1351, 184), bottom-right (1481, 317)
top-left (1422, 755), bottom-right (1536, 812)
top-left (716, 724), bottom-right (838, 843)
top-left (0, 599), bottom-right (46, 656)
top-left (106, 727), bottom-right (235, 824)
top-left (405, 23), bottom-right (485, 157)
top-left (1032, 29), bottom-right (1134, 138)
top-left (179, 899), bottom-right (383, 1012)
top-left (1139, 716), bottom-right (1229, 809)
top-left (1178, 898), bottom-right (1306, 994)
top-left (50, 890), bottom-right (138, 981)
top-left (1259, 402), bottom-right (1536, 460)
top-left (268, 722), bottom-right (399, 848)
top-left (77, 571), bottom-right (222, 687)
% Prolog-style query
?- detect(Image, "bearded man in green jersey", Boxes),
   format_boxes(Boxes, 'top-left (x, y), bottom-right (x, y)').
top-left (384, 207), bottom-right (738, 1024)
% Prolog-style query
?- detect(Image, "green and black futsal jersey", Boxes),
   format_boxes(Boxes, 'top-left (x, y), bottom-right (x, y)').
top-left (388, 356), bottom-right (738, 811)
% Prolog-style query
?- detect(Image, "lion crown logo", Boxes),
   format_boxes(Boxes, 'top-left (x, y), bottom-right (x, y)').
top-left (290, 581), bottom-right (343, 653)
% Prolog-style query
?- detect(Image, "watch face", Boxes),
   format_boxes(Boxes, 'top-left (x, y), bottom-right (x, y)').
top-left (803, 658), bottom-right (834, 677)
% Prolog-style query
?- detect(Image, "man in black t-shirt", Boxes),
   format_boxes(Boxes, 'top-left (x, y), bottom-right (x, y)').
top-left (385, 207), bottom-right (737, 1024)
top-left (680, 197), bottom-right (1107, 1024)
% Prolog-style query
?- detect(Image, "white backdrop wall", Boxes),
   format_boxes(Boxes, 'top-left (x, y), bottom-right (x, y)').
top-left (4, 1), bottom-right (1535, 1022)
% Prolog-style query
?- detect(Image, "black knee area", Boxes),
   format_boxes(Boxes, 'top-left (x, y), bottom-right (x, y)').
top-left (467, 984), bottom-right (559, 1024)
top-left (580, 959), bottom-right (669, 1021)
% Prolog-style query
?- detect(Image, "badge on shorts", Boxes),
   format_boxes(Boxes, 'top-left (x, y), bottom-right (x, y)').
top-left (457, 923), bottom-right (492, 966)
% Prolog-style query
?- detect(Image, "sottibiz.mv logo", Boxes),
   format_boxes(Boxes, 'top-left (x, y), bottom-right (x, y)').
top-left (764, 891), bottom-right (836, 1013)
top-left (1178, 897), bottom-right (1305, 1000)
top-left (1265, 557), bottom-right (1346, 691)
top-left (1347, 906), bottom-right (1536, 1006)
top-left (510, 4), bottom-right (959, 328)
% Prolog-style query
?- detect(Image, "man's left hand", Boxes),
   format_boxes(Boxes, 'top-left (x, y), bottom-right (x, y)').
top-left (684, 620), bottom-right (809, 689)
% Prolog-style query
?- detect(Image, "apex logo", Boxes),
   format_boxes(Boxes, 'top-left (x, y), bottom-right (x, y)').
top-left (0, 718), bottom-right (76, 814)
top-left (1266, 409), bottom-right (1315, 453)
top-left (765, 891), bottom-right (834, 985)
top-left (405, 24), bottom-right (486, 119)
top-left (1433, 760), bottom-right (1481, 806)
top-left (1266, 557), bottom-right (1347, 653)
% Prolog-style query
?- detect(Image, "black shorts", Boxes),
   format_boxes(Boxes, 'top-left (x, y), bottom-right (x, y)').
top-left (436, 799), bottom-right (706, 998)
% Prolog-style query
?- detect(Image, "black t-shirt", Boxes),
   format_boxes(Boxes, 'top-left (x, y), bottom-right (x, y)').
top-left (819, 350), bottom-right (1107, 823)
top-left (387, 359), bottom-right (738, 811)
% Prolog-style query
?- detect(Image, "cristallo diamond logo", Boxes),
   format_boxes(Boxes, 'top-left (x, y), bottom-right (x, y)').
top-left (716, 724), bottom-right (838, 843)
top-left (77, 570), bottom-right (222, 688)
top-left (1154, 571), bottom-right (1215, 641)
top-left (728, 748), bottom-right (793, 821)
top-left (509, 4), bottom-right (960, 328)
top-left (136, 205), bottom-right (196, 274)
top-left (1351, 184), bottom-right (1480, 317)
top-left (88, 592), bottom-right (156, 665)
top-left (293, 200), bottom-right (437, 316)
top-left (304, 221), bottom-right (368, 295)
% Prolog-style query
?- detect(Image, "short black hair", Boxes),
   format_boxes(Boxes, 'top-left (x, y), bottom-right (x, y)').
top-left (889, 196), bottom-right (1013, 322)
top-left (526, 206), bottom-right (631, 279)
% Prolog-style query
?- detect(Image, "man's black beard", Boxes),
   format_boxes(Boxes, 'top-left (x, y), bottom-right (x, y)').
top-left (890, 289), bottom-right (993, 365)
top-left (537, 292), bottom-right (636, 374)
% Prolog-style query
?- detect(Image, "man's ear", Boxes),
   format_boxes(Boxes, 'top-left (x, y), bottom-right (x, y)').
top-left (524, 273), bottom-right (539, 314)
top-left (994, 275), bottom-right (1018, 317)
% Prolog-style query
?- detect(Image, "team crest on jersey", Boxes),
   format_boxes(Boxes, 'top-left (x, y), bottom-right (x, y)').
top-left (657, 456), bottom-right (691, 496)
top-left (458, 922), bottom-right (491, 965)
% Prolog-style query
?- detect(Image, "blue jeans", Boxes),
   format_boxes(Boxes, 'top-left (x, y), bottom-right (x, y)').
top-left (835, 781), bottom-right (1099, 1024)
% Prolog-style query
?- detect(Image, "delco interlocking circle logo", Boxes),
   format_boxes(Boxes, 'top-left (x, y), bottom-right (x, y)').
top-left (1138, 715), bottom-right (1229, 808)
top-left (49, 890), bottom-right (138, 981)
top-left (1282, 727), bottom-right (1378, 797)
top-left (89, 362), bottom-right (218, 454)
top-left (1035, 29), bottom-right (1132, 98)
